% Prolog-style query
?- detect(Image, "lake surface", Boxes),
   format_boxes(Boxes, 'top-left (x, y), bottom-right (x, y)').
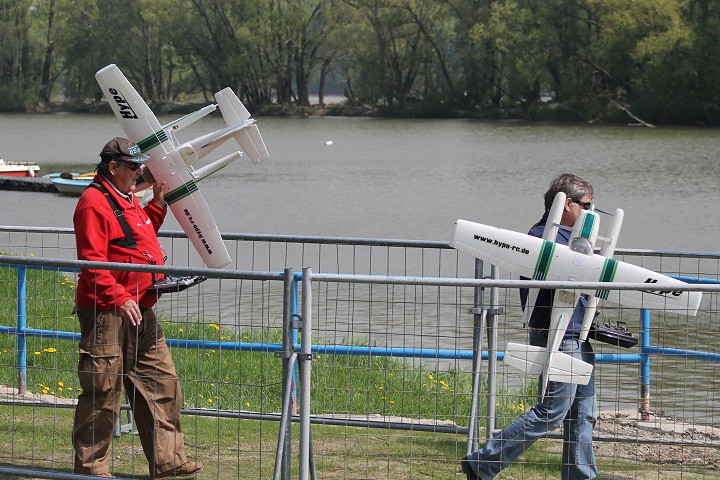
top-left (1, 113), bottom-right (719, 252)
top-left (1, 113), bottom-right (719, 424)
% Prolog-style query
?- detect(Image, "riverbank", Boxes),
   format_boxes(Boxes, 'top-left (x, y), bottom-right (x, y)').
top-left (23, 97), bottom-right (653, 125)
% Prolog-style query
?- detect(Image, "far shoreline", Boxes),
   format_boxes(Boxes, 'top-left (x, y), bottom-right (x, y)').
top-left (8, 99), bottom-right (714, 127)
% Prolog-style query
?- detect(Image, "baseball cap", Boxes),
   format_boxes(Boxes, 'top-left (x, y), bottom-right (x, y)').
top-left (100, 137), bottom-right (151, 163)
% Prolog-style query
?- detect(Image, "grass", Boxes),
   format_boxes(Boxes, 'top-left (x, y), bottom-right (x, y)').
top-left (0, 262), bottom-right (535, 423)
top-left (1, 406), bottom-right (700, 480)
top-left (0, 261), bottom-right (539, 477)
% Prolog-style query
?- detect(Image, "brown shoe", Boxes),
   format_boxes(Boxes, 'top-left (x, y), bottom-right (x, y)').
top-left (155, 461), bottom-right (203, 478)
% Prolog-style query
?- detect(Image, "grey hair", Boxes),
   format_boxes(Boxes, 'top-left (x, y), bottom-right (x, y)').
top-left (544, 173), bottom-right (594, 211)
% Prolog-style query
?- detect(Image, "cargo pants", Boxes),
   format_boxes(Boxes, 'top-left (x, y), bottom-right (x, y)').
top-left (72, 306), bottom-right (188, 476)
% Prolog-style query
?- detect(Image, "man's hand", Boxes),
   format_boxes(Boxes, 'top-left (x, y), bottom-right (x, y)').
top-left (119, 298), bottom-right (143, 326)
top-left (153, 181), bottom-right (167, 208)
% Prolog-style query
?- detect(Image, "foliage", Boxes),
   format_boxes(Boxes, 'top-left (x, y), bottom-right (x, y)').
top-left (0, 0), bottom-right (719, 122)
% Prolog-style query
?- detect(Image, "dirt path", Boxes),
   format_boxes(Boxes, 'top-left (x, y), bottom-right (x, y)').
top-left (590, 411), bottom-right (719, 479)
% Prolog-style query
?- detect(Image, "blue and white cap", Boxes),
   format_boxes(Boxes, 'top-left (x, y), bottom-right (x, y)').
top-left (100, 137), bottom-right (151, 163)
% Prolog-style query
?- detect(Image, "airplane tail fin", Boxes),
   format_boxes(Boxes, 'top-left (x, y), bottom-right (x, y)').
top-left (215, 88), bottom-right (269, 164)
top-left (215, 87), bottom-right (251, 123)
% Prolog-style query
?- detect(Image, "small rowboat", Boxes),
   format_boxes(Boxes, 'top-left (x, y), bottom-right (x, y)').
top-left (44, 172), bottom-right (94, 196)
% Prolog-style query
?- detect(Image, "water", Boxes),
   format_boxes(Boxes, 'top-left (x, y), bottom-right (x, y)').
top-left (1, 113), bottom-right (719, 423)
top-left (1, 113), bottom-right (719, 252)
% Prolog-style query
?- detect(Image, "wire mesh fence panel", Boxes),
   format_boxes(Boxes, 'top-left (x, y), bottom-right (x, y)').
top-left (0, 226), bottom-right (718, 479)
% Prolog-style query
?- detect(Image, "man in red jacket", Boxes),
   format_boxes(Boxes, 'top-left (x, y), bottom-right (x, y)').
top-left (73, 137), bottom-right (202, 479)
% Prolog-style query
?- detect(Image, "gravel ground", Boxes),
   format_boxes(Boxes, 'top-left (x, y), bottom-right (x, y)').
top-left (588, 411), bottom-right (720, 479)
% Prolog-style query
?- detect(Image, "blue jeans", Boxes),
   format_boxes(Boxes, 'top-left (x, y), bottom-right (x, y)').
top-left (464, 331), bottom-right (597, 480)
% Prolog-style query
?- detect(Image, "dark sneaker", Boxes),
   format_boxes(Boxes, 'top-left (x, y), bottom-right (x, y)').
top-left (460, 457), bottom-right (481, 480)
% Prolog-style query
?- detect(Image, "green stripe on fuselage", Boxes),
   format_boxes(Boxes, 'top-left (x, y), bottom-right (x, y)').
top-left (165, 180), bottom-right (198, 205)
top-left (137, 129), bottom-right (169, 153)
top-left (595, 257), bottom-right (618, 299)
top-left (533, 240), bottom-right (555, 280)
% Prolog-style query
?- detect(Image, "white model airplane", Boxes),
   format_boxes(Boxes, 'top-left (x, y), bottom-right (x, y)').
top-left (451, 213), bottom-right (702, 399)
top-left (95, 64), bottom-right (269, 268)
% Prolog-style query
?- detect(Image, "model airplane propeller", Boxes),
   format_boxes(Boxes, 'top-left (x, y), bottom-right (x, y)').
top-left (96, 64), bottom-right (270, 268)
top-left (450, 199), bottom-right (702, 399)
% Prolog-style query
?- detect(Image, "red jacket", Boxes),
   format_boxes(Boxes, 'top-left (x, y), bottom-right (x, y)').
top-left (74, 175), bottom-right (167, 310)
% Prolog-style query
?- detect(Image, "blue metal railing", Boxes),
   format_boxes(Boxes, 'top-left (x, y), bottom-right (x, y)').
top-left (4, 259), bottom-right (719, 395)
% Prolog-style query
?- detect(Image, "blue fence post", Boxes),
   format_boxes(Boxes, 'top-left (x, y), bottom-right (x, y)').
top-left (16, 265), bottom-right (27, 394)
top-left (292, 274), bottom-right (299, 414)
top-left (639, 309), bottom-right (651, 421)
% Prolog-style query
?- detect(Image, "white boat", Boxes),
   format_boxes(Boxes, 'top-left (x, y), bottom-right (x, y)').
top-left (0, 159), bottom-right (40, 177)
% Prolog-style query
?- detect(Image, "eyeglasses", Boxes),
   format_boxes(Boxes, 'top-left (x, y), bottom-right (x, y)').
top-left (571, 198), bottom-right (592, 210)
top-left (115, 159), bottom-right (142, 171)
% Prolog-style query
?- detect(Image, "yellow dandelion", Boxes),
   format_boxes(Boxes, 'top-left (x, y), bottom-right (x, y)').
top-left (209, 323), bottom-right (220, 331)
top-left (179, 328), bottom-right (184, 333)
top-left (245, 402), bottom-right (251, 407)
top-left (377, 386), bottom-right (384, 391)
top-left (34, 351), bottom-right (41, 356)
top-left (67, 387), bottom-right (73, 391)
top-left (518, 403), bottom-right (525, 411)
top-left (428, 374), bottom-right (434, 381)
top-left (210, 349), bottom-right (216, 354)
top-left (380, 396), bottom-right (386, 401)
top-left (58, 381), bottom-right (64, 386)
top-left (440, 380), bottom-right (449, 389)
top-left (208, 398), bottom-right (214, 404)
top-left (389, 401), bottom-right (395, 405)
top-left (509, 405), bottom-right (516, 412)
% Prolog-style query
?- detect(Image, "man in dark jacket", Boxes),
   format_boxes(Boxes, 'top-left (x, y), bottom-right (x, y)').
top-left (73, 137), bottom-right (202, 478)
top-left (462, 173), bottom-right (598, 480)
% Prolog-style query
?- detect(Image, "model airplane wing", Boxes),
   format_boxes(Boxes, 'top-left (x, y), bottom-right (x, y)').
top-left (451, 219), bottom-right (702, 315)
top-left (95, 64), bottom-right (269, 268)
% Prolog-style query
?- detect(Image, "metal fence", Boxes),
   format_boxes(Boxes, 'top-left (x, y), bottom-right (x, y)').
top-left (0, 226), bottom-right (719, 479)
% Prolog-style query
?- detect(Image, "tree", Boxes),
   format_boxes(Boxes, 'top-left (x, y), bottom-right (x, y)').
top-left (341, 0), bottom-right (439, 109)
top-left (0, 0), bottom-right (42, 110)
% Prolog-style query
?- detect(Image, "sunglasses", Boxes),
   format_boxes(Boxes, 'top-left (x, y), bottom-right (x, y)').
top-left (571, 198), bottom-right (592, 210)
top-left (115, 159), bottom-right (142, 171)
